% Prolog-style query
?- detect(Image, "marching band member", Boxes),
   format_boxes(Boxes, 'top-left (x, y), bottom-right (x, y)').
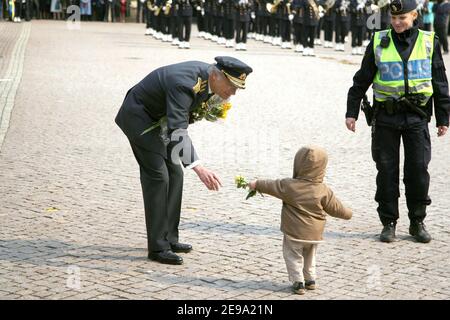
top-left (303, 0), bottom-right (321, 55)
top-left (235, 0), bottom-right (253, 50)
top-left (223, 0), bottom-right (237, 48)
top-left (322, 0), bottom-right (337, 48)
top-left (350, 0), bottom-right (367, 55)
top-left (177, 0), bottom-right (193, 48)
top-left (334, 0), bottom-right (350, 51)
top-left (292, 0), bottom-right (305, 52)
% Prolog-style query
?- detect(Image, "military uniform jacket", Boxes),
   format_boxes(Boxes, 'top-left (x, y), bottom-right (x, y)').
top-left (350, 0), bottom-right (366, 27)
top-left (292, 0), bottom-right (304, 24)
top-left (322, 0), bottom-right (336, 22)
top-left (236, 0), bottom-right (253, 22)
top-left (223, 0), bottom-right (237, 18)
top-left (303, 0), bottom-right (320, 26)
top-left (335, 0), bottom-right (351, 22)
top-left (177, 0), bottom-right (193, 16)
top-left (115, 61), bottom-right (212, 167)
top-left (280, 0), bottom-right (293, 20)
top-left (256, 0), bottom-right (270, 16)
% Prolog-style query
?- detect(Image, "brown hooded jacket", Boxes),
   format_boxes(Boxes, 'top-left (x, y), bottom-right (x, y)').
top-left (256, 145), bottom-right (352, 243)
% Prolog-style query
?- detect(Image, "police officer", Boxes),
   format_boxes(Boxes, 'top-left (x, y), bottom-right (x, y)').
top-left (346, 0), bottom-right (450, 243)
top-left (115, 57), bottom-right (252, 265)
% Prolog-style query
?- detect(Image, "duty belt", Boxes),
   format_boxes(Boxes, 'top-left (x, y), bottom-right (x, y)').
top-left (378, 95), bottom-right (428, 119)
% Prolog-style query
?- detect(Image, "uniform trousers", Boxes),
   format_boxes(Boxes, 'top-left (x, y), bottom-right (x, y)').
top-left (372, 113), bottom-right (431, 225)
top-left (130, 142), bottom-right (184, 253)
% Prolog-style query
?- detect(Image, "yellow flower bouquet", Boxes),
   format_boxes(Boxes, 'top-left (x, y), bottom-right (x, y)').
top-left (141, 94), bottom-right (232, 136)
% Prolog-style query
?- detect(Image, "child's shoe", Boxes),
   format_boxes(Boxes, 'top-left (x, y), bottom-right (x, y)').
top-left (293, 281), bottom-right (306, 295)
top-left (305, 280), bottom-right (316, 290)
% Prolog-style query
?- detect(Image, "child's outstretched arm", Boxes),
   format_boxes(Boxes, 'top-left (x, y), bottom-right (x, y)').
top-left (250, 179), bottom-right (287, 201)
top-left (322, 188), bottom-right (353, 220)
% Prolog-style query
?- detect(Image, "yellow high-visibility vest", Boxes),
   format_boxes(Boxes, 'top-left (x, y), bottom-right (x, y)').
top-left (372, 29), bottom-right (434, 106)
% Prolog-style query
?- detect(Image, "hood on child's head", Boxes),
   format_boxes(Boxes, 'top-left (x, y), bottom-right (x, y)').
top-left (293, 145), bottom-right (328, 182)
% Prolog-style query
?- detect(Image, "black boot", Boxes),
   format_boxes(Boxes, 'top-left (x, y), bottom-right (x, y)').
top-left (409, 221), bottom-right (432, 243)
top-left (380, 222), bottom-right (396, 243)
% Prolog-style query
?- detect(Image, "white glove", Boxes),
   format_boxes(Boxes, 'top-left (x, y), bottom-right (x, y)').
top-left (251, 12), bottom-right (256, 19)
top-left (196, 5), bottom-right (201, 10)
top-left (289, 14), bottom-right (294, 21)
top-left (201, 9), bottom-right (205, 15)
top-left (371, 4), bottom-right (379, 12)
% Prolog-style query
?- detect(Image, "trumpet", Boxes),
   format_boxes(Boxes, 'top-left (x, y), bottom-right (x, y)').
top-left (266, 0), bottom-right (282, 14)
top-left (323, 0), bottom-right (335, 11)
top-left (163, 0), bottom-right (172, 15)
top-left (377, 0), bottom-right (390, 9)
top-left (286, 0), bottom-right (292, 15)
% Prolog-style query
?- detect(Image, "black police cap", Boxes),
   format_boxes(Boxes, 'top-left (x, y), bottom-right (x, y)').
top-left (390, 0), bottom-right (418, 15)
top-left (214, 56), bottom-right (253, 89)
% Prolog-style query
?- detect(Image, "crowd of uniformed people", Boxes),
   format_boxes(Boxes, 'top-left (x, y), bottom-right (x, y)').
top-left (143, 0), bottom-right (450, 55)
top-left (2, 0), bottom-right (450, 55)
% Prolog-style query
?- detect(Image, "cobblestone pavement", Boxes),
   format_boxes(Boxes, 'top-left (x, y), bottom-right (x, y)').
top-left (0, 20), bottom-right (449, 300)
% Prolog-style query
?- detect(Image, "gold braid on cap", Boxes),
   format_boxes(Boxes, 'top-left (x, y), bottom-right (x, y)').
top-left (222, 70), bottom-right (246, 89)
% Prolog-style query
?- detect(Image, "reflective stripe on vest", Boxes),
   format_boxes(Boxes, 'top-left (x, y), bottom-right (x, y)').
top-left (373, 29), bottom-right (434, 106)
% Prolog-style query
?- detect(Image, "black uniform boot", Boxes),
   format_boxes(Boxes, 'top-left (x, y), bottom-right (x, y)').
top-left (409, 221), bottom-right (432, 243)
top-left (380, 222), bottom-right (396, 243)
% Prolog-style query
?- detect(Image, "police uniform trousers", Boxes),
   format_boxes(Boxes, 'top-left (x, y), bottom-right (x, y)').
top-left (130, 142), bottom-right (184, 253)
top-left (371, 109), bottom-right (431, 225)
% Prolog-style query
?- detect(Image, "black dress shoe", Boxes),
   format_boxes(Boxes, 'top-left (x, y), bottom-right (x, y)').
top-left (380, 222), bottom-right (396, 243)
top-left (148, 250), bottom-right (183, 265)
top-left (409, 221), bottom-right (432, 243)
top-left (170, 242), bottom-right (193, 253)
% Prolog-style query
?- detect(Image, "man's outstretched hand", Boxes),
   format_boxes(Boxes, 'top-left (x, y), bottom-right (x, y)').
top-left (437, 126), bottom-right (448, 137)
top-left (193, 165), bottom-right (223, 191)
top-left (346, 117), bottom-right (356, 132)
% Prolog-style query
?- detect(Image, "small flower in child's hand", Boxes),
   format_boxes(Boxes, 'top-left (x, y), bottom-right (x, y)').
top-left (235, 175), bottom-right (248, 189)
top-left (234, 175), bottom-right (263, 200)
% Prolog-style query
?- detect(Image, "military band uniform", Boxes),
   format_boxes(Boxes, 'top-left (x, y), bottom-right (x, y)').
top-left (335, 0), bottom-right (351, 48)
top-left (256, 0), bottom-right (270, 37)
top-left (346, 0), bottom-right (450, 243)
top-left (280, 0), bottom-right (293, 44)
top-left (223, 0), bottom-right (237, 44)
top-left (235, 0), bottom-right (252, 46)
top-left (303, 0), bottom-right (320, 49)
top-left (322, 0), bottom-right (336, 45)
top-left (350, 0), bottom-right (366, 53)
top-left (292, 0), bottom-right (305, 47)
top-left (177, 0), bottom-right (193, 43)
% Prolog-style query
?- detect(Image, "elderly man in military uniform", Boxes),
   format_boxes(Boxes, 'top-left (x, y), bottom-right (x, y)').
top-left (346, 0), bottom-right (449, 243)
top-left (115, 57), bottom-right (253, 265)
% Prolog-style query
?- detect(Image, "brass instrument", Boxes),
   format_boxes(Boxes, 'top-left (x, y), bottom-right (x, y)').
top-left (163, 0), bottom-right (172, 15)
top-left (377, 0), bottom-right (390, 9)
top-left (266, 0), bottom-right (282, 14)
top-left (356, 0), bottom-right (367, 13)
top-left (286, 0), bottom-right (292, 15)
top-left (339, 0), bottom-right (350, 16)
top-left (146, 0), bottom-right (156, 10)
top-left (307, 0), bottom-right (320, 19)
top-left (323, 0), bottom-right (335, 11)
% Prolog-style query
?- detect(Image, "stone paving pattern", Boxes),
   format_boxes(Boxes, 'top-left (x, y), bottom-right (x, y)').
top-left (0, 20), bottom-right (449, 300)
